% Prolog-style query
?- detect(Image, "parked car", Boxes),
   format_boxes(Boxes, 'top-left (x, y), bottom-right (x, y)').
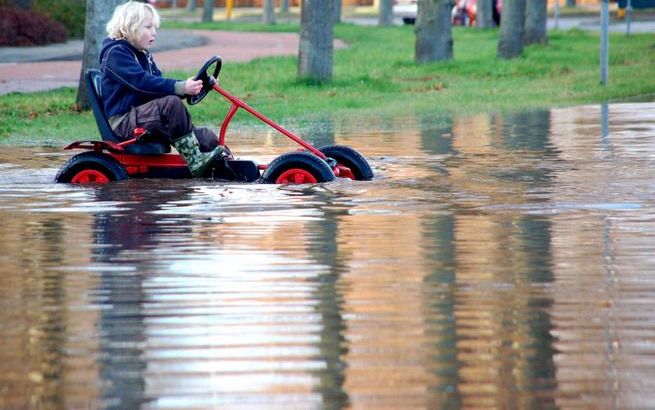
top-left (393, 0), bottom-right (417, 25)
top-left (394, 0), bottom-right (501, 27)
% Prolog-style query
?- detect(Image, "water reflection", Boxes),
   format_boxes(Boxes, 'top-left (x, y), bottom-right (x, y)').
top-left (2, 102), bottom-right (655, 408)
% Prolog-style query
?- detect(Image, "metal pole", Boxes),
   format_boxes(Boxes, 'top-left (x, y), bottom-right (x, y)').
top-left (626, 0), bottom-right (633, 35)
top-left (554, 0), bottom-right (560, 30)
top-left (600, 0), bottom-right (609, 85)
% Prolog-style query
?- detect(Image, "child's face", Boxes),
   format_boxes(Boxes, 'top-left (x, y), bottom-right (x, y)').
top-left (134, 10), bottom-right (157, 50)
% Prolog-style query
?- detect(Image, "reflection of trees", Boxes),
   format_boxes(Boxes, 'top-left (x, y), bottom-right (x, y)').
top-left (308, 210), bottom-right (350, 408)
top-left (421, 215), bottom-right (461, 408)
top-left (497, 110), bottom-right (552, 151)
top-left (489, 110), bottom-right (559, 186)
top-left (93, 183), bottom-right (193, 409)
top-left (306, 124), bottom-right (349, 407)
top-left (418, 109), bottom-right (558, 406)
top-left (13, 219), bottom-right (67, 409)
top-left (419, 114), bottom-right (455, 156)
top-left (94, 185), bottom-right (149, 409)
top-left (305, 116), bottom-right (336, 148)
top-left (419, 112), bottom-right (461, 406)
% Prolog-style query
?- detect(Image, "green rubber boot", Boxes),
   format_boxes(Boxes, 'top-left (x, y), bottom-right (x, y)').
top-left (173, 132), bottom-right (225, 177)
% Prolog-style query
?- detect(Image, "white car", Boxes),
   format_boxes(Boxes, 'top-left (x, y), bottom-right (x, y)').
top-left (393, 0), bottom-right (417, 25)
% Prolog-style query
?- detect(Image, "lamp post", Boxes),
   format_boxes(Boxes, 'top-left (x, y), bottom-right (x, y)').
top-left (600, 0), bottom-right (609, 85)
top-left (626, 0), bottom-right (633, 35)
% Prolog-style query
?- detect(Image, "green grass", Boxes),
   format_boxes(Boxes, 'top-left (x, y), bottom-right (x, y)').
top-left (2, 23), bottom-right (655, 144)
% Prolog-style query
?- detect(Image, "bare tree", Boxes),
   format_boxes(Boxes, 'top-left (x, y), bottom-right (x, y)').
top-left (477, 0), bottom-right (495, 28)
top-left (497, 0), bottom-right (526, 59)
top-left (76, 0), bottom-right (123, 109)
top-left (379, 0), bottom-right (393, 26)
top-left (524, 0), bottom-right (547, 45)
top-left (202, 0), bottom-right (214, 22)
top-left (263, 0), bottom-right (276, 24)
top-left (186, 0), bottom-right (197, 11)
top-left (298, 0), bottom-right (334, 82)
top-left (415, 0), bottom-right (454, 63)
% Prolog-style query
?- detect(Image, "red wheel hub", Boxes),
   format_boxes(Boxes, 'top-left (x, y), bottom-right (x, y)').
top-left (71, 170), bottom-right (110, 184)
top-left (276, 168), bottom-right (318, 184)
top-left (334, 164), bottom-right (355, 180)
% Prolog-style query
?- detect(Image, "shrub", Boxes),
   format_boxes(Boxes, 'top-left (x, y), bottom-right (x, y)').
top-left (0, 7), bottom-right (68, 46)
top-left (33, 0), bottom-right (86, 39)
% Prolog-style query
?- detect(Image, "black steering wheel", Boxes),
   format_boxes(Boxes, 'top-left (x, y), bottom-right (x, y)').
top-left (186, 56), bottom-right (222, 105)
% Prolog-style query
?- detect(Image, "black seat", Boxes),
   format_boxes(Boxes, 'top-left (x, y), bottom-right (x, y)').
top-left (85, 69), bottom-right (170, 155)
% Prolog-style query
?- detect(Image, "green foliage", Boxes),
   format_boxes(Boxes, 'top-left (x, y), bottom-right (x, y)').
top-left (33, 0), bottom-right (86, 38)
top-left (2, 23), bottom-right (655, 143)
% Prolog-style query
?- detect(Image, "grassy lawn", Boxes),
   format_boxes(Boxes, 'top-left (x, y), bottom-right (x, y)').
top-left (2, 22), bottom-right (655, 144)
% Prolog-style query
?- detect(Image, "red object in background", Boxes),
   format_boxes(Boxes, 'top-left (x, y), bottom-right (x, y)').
top-left (453, 0), bottom-right (503, 27)
top-left (394, 0), bottom-right (501, 26)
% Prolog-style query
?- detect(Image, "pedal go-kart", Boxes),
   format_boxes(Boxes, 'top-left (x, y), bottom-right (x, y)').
top-left (55, 56), bottom-right (373, 185)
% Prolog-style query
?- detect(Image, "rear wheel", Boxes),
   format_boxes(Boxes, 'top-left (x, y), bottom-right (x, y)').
top-left (319, 145), bottom-right (374, 181)
top-left (55, 152), bottom-right (128, 184)
top-left (260, 151), bottom-right (335, 184)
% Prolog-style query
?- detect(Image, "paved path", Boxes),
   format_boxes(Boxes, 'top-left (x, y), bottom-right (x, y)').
top-left (0, 29), bottom-right (308, 95)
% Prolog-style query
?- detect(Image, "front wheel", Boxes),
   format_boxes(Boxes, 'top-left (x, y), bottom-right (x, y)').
top-left (319, 145), bottom-right (374, 181)
top-left (55, 152), bottom-right (128, 184)
top-left (260, 151), bottom-right (335, 184)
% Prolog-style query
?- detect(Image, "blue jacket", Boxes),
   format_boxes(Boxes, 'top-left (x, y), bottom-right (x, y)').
top-left (99, 37), bottom-right (179, 118)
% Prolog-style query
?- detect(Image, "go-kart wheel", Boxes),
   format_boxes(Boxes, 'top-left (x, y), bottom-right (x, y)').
top-left (260, 151), bottom-right (335, 184)
top-left (187, 56), bottom-right (222, 106)
top-left (318, 145), bottom-right (374, 180)
top-left (55, 152), bottom-right (128, 184)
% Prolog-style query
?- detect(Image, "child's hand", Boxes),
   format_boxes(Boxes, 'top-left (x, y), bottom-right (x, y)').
top-left (183, 77), bottom-right (203, 95)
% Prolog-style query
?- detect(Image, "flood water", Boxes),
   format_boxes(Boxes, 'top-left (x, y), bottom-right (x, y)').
top-left (2, 102), bottom-right (655, 409)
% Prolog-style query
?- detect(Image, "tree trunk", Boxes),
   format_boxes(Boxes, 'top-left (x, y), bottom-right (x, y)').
top-left (298, 0), bottom-right (334, 82)
top-left (524, 0), bottom-right (547, 45)
top-left (415, 0), bottom-right (454, 63)
top-left (334, 0), bottom-right (342, 23)
top-left (379, 0), bottom-right (393, 26)
top-left (202, 0), bottom-right (214, 22)
top-left (477, 0), bottom-right (495, 28)
top-left (497, 0), bottom-right (526, 59)
top-left (187, 0), bottom-right (197, 11)
top-left (263, 0), bottom-right (276, 24)
top-left (76, 0), bottom-right (123, 110)
top-left (280, 0), bottom-right (289, 13)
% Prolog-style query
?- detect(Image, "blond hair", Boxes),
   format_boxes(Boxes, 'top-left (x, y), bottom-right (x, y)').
top-left (106, 1), bottom-right (160, 41)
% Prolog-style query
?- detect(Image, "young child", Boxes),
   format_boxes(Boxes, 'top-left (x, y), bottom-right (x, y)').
top-left (100, 1), bottom-right (224, 177)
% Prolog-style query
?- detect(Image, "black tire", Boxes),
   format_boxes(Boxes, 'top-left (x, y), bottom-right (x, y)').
top-left (260, 151), bottom-right (335, 184)
top-left (55, 151), bottom-right (128, 184)
top-left (318, 145), bottom-right (374, 181)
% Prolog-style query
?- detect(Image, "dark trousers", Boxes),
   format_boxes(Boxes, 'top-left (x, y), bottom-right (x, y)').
top-left (113, 95), bottom-right (218, 152)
